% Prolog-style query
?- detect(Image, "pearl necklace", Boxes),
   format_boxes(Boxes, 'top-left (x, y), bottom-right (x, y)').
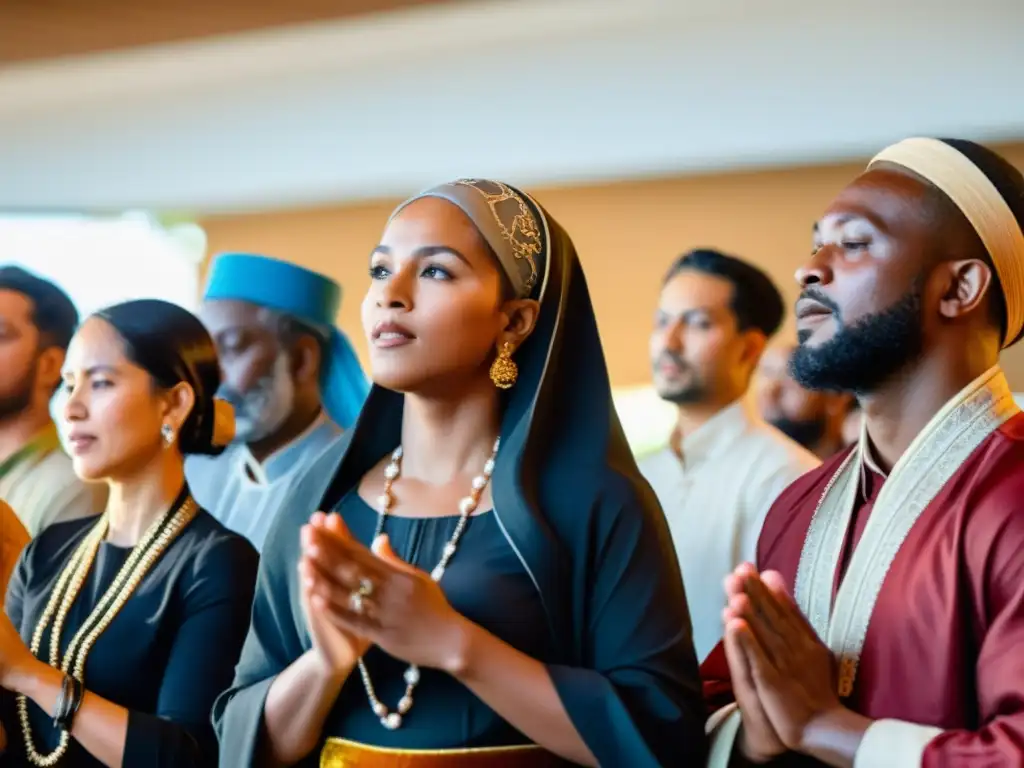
top-left (18, 496), bottom-right (199, 766)
top-left (357, 438), bottom-right (499, 731)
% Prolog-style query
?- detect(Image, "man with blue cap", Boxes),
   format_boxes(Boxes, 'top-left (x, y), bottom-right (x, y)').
top-left (185, 253), bottom-right (369, 550)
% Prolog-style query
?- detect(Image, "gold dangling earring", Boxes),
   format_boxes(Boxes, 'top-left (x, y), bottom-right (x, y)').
top-left (489, 342), bottom-right (518, 389)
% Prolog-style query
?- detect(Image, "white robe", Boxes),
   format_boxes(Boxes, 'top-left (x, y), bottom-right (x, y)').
top-left (186, 414), bottom-right (342, 552)
top-left (637, 400), bottom-right (819, 661)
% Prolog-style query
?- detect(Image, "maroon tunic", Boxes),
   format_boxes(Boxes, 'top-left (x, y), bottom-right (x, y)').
top-left (702, 412), bottom-right (1024, 766)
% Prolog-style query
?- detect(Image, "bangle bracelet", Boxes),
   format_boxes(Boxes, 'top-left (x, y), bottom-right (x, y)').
top-left (52, 675), bottom-right (72, 730)
top-left (64, 676), bottom-right (83, 733)
top-left (53, 675), bottom-right (83, 733)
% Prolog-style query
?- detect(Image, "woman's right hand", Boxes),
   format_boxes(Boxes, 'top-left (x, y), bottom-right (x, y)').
top-left (300, 513), bottom-right (370, 677)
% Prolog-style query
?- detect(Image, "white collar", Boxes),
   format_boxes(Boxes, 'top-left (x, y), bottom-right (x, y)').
top-left (858, 434), bottom-right (888, 493)
top-left (240, 410), bottom-right (332, 486)
top-left (672, 398), bottom-right (756, 467)
top-left (854, 364), bottom-right (1011, 491)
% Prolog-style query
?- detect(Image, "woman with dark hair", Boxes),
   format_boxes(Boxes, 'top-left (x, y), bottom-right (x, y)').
top-left (214, 180), bottom-right (706, 766)
top-left (0, 299), bottom-right (259, 767)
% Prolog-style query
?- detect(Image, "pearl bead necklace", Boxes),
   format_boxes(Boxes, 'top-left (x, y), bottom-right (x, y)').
top-left (357, 438), bottom-right (499, 730)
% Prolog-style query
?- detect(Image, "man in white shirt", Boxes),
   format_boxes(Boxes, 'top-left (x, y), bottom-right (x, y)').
top-left (638, 249), bottom-right (818, 661)
top-left (186, 253), bottom-right (369, 550)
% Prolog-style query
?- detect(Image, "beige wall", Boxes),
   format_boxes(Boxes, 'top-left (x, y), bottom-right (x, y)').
top-left (200, 142), bottom-right (1024, 389)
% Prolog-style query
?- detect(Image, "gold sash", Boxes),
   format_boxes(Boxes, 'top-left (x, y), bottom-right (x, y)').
top-left (320, 739), bottom-right (570, 768)
top-left (794, 365), bottom-right (1019, 696)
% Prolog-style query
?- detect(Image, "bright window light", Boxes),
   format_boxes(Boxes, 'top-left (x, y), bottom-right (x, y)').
top-left (612, 384), bottom-right (675, 457)
top-left (0, 212), bottom-right (205, 316)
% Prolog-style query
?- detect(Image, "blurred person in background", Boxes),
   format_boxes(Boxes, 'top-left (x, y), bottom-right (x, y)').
top-left (0, 499), bottom-right (28, 608)
top-left (841, 400), bottom-right (862, 447)
top-left (0, 266), bottom-right (106, 536)
top-left (186, 253), bottom-right (370, 551)
top-left (638, 249), bottom-right (819, 662)
top-left (756, 340), bottom-right (855, 459)
top-left (0, 299), bottom-right (257, 767)
top-left (214, 180), bottom-right (706, 767)
top-left (703, 138), bottom-right (1024, 767)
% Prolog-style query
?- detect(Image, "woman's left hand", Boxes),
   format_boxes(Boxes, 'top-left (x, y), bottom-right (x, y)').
top-left (301, 518), bottom-right (471, 673)
top-left (0, 608), bottom-right (37, 692)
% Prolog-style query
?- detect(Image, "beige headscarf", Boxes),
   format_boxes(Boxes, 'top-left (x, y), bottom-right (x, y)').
top-left (389, 179), bottom-right (547, 299)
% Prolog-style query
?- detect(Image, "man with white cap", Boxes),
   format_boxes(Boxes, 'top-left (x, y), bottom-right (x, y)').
top-left (702, 139), bottom-right (1024, 766)
top-left (186, 253), bottom-right (369, 550)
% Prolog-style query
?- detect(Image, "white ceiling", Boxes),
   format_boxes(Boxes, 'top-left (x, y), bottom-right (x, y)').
top-left (1, 0), bottom-right (1022, 213)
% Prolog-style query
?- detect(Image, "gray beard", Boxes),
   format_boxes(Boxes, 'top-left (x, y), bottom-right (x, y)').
top-left (220, 352), bottom-right (296, 444)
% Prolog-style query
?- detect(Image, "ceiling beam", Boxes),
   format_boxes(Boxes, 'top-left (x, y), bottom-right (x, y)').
top-left (1, 0), bottom-right (1021, 212)
top-left (0, 0), bottom-right (464, 65)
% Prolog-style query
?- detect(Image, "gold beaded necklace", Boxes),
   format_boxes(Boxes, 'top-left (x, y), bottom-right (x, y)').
top-left (17, 495), bottom-right (199, 767)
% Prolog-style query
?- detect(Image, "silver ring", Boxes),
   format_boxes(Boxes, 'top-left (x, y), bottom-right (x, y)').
top-left (357, 577), bottom-right (375, 597)
top-left (349, 591), bottom-right (365, 614)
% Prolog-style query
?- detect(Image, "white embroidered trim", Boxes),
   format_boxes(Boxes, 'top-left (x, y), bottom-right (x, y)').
top-left (795, 448), bottom-right (859, 639)
top-left (795, 366), bottom-right (1019, 696)
top-left (705, 704), bottom-right (742, 768)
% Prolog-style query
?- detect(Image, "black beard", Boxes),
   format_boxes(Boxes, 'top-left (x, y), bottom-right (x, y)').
top-left (790, 282), bottom-right (924, 396)
top-left (659, 383), bottom-right (707, 405)
top-left (768, 416), bottom-right (826, 450)
top-left (0, 359), bottom-right (36, 421)
top-left (653, 352), bottom-right (706, 405)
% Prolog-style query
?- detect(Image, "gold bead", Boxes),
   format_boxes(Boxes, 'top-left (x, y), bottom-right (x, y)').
top-left (837, 656), bottom-right (858, 698)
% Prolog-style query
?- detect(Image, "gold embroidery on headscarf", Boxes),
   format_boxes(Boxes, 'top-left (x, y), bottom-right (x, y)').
top-left (453, 179), bottom-right (542, 294)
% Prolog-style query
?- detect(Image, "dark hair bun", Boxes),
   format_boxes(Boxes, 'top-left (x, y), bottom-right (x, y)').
top-left (94, 299), bottom-right (225, 457)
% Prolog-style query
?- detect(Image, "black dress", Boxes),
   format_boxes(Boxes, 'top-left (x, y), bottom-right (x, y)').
top-left (1, 510), bottom-right (258, 767)
top-left (321, 492), bottom-right (550, 751)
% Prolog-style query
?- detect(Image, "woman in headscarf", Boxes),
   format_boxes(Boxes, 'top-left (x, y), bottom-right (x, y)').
top-left (213, 180), bottom-right (706, 766)
top-left (0, 299), bottom-right (258, 767)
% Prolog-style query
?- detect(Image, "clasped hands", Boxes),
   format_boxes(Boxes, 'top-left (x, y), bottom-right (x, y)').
top-left (722, 562), bottom-right (852, 763)
top-left (299, 512), bottom-right (470, 678)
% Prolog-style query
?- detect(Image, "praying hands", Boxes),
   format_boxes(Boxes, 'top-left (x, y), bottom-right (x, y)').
top-left (300, 511), bottom-right (472, 675)
top-left (722, 563), bottom-right (872, 767)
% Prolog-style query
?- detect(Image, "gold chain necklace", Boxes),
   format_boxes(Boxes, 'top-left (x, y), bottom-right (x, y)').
top-left (17, 496), bottom-right (199, 767)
